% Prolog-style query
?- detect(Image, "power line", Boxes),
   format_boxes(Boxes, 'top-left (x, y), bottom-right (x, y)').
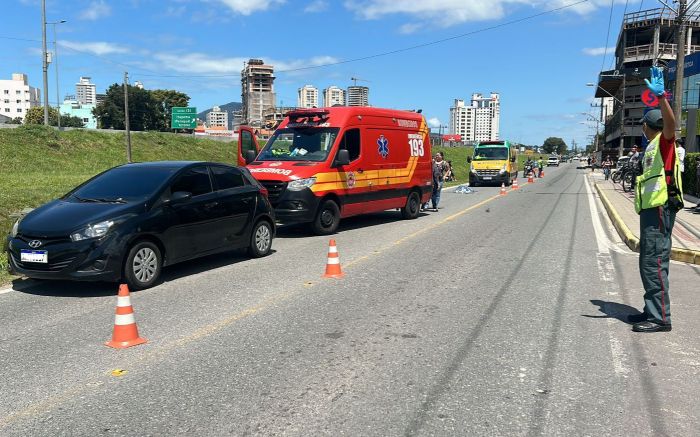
top-left (601, 0), bottom-right (615, 72)
top-left (5, 0), bottom-right (589, 80)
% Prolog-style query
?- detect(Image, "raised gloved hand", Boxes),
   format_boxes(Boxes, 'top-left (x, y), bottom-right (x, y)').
top-left (644, 66), bottom-right (666, 97)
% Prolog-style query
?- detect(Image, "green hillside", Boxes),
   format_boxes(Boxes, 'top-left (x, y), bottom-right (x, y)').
top-left (0, 125), bottom-right (238, 283)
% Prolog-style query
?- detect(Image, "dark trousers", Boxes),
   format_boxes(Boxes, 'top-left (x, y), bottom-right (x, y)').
top-left (639, 204), bottom-right (676, 324)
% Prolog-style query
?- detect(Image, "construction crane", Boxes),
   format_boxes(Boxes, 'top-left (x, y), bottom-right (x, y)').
top-left (350, 77), bottom-right (370, 86)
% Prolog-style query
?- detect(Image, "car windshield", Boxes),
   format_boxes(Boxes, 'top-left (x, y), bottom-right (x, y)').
top-left (67, 166), bottom-right (176, 202)
top-left (473, 147), bottom-right (508, 160)
top-left (257, 127), bottom-right (340, 162)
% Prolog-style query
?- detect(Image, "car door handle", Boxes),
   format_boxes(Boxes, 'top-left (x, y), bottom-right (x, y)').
top-left (357, 168), bottom-right (364, 174)
top-left (204, 201), bottom-right (219, 209)
top-left (242, 197), bottom-right (253, 204)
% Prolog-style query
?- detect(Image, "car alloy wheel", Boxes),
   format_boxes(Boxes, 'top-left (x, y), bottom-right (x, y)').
top-left (133, 247), bottom-right (157, 283)
top-left (255, 223), bottom-right (271, 253)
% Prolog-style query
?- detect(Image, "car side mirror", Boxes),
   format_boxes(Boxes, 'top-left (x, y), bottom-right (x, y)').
top-left (466, 156), bottom-right (472, 163)
top-left (166, 191), bottom-right (192, 205)
top-left (244, 149), bottom-right (256, 165)
top-left (335, 149), bottom-right (350, 167)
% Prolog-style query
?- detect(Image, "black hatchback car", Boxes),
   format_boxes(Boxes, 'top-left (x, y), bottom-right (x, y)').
top-left (6, 161), bottom-right (275, 290)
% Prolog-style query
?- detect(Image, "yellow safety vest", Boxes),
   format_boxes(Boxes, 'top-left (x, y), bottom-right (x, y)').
top-left (634, 133), bottom-right (683, 214)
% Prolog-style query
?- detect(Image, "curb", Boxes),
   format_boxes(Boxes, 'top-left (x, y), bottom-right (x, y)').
top-left (594, 182), bottom-right (700, 265)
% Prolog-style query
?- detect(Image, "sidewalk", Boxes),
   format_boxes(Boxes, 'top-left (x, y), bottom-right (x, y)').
top-left (592, 173), bottom-right (700, 265)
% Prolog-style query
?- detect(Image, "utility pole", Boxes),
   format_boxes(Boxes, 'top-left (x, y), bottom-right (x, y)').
top-left (41, 0), bottom-right (49, 125)
top-left (619, 73), bottom-right (626, 157)
top-left (124, 72), bottom-right (132, 163)
top-left (673, 0), bottom-right (688, 136)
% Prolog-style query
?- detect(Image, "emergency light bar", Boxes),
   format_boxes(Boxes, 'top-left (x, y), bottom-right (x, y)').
top-left (286, 109), bottom-right (331, 126)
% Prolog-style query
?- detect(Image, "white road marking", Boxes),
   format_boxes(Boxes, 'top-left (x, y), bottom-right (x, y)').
top-left (585, 175), bottom-right (631, 378)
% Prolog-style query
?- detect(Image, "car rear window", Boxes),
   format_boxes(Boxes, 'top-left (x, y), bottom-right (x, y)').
top-left (211, 166), bottom-right (246, 191)
top-left (69, 166), bottom-right (176, 201)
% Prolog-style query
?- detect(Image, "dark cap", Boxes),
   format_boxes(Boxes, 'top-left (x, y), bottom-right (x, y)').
top-left (640, 109), bottom-right (663, 130)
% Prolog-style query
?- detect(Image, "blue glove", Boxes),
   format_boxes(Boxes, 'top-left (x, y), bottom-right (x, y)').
top-left (644, 66), bottom-right (665, 96)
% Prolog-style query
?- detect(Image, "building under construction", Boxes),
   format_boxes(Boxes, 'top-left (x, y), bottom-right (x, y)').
top-left (595, 7), bottom-right (700, 156)
top-left (241, 59), bottom-right (276, 128)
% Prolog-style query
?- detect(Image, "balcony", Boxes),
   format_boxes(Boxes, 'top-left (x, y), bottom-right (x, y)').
top-left (623, 43), bottom-right (700, 62)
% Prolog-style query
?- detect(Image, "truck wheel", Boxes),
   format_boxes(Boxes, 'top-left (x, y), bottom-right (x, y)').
top-left (401, 191), bottom-right (421, 219)
top-left (123, 241), bottom-right (162, 290)
top-left (311, 199), bottom-right (340, 235)
top-left (248, 220), bottom-right (273, 258)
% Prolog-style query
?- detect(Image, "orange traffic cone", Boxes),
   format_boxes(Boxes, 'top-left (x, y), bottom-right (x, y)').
top-left (106, 284), bottom-right (147, 349)
top-left (499, 182), bottom-right (507, 196)
top-left (323, 239), bottom-right (345, 278)
top-left (512, 177), bottom-right (519, 190)
top-left (528, 172), bottom-right (534, 183)
top-left (540, 168), bottom-right (545, 177)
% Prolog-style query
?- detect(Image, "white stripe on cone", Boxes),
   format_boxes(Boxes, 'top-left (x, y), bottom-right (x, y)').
top-left (327, 258), bottom-right (340, 265)
top-left (117, 296), bottom-right (132, 307)
top-left (114, 313), bottom-right (136, 326)
top-left (328, 246), bottom-right (338, 254)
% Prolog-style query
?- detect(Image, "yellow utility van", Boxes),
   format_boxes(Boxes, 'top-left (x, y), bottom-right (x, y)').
top-left (467, 140), bottom-right (518, 186)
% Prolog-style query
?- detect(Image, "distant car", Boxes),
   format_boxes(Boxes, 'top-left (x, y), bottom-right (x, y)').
top-left (547, 156), bottom-right (560, 166)
top-left (6, 161), bottom-right (275, 290)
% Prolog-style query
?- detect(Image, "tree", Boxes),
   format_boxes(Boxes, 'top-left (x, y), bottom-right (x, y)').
top-left (542, 137), bottom-right (567, 155)
top-left (93, 83), bottom-right (163, 131)
top-left (151, 89), bottom-right (190, 130)
top-left (22, 106), bottom-right (84, 128)
top-left (60, 114), bottom-right (85, 128)
top-left (93, 85), bottom-right (190, 131)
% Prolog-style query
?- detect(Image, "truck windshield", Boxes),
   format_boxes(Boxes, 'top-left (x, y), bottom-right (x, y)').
top-left (473, 147), bottom-right (509, 160)
top-left (257, 127), bottom-right (340, 162)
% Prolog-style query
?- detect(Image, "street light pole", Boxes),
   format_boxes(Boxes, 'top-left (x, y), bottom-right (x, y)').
top-left (47, 20), bottom-right (66, 128)
top-left (673, 0), bottom-right (688, 136)
top-left (41, 0), bottom-right (49, 125)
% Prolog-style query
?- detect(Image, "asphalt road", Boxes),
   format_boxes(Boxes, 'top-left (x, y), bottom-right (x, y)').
top-left (2, 164), bottom-right (699, 436)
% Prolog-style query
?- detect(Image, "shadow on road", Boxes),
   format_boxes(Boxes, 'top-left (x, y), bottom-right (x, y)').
top-left (13, 248), bottom-right (272, 297)
top-left (584, 299), bottom-right (640, 325)
top-left (275, 210), bottom-right (431, 239)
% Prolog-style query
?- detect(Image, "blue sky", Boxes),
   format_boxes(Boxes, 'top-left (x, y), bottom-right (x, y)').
top-left (3, 0), bottom-right (647, 147)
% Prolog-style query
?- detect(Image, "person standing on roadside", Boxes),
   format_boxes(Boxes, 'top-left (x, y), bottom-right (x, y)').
top-left (603, 155), bottom-right (613, 180)
top-left (676, 140), bottom-right (685, 176)
top-left (431, 152), bottom-right (448, 211)
top-left (537, 157), bottom-right (544, 177)
top-left (627, 66), bottom-right (684, 333)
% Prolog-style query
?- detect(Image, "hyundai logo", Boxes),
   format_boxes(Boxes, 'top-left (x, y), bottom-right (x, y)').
top-left (28, 240), bottom-right (42, 248)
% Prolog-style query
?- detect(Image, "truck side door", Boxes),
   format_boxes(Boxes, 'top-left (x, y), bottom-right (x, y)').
top-left (238, 126), bottom-right (261, 166)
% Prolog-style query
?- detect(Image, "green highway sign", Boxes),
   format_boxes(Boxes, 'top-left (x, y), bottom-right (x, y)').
top-left (171, 107), bottom-right (197, 129)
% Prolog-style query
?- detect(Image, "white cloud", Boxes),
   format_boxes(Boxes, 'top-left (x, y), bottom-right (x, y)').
top-left (344, 0), bottom-right (635, 28)
top-left (207, 0), bottom-right (285, 15)
top-left (151, 52), bottom-right (338, 74)
top-left (79, 0), bottom-right (112, 20)
top-left (58, 40), bottom-right (129, 55)
top-left (582, 46), bottom-right (615, 56)
top-left (428, 117), bottom-right (442, 128)
top-left (398, 23), bottom-right (422, 34)
top-left (304, 0), bottom-right (328, 13)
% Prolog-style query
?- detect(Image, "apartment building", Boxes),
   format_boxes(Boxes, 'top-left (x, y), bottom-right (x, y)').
top-left (0, 73), bottom-right (41, 121)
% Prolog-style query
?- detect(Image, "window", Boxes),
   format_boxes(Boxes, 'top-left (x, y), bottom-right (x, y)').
top-left (15, 90), bottom-right (21, 95)
top-left (83, 118), bottom-right (89, 123)
top-left (17, 108), bottom-right (22, 113)
top-left (3, 90), bottom-right (8, 95)
top-left (171, 166), bottom-right (212, 197)
top-left (16, 100), bottom-right (21, 104)
top-left (240, 130), bottom-right (255, 157)
top-left (339, 128), bottom-right (361, 161)
top-left (4, 108), bottom-right (9, 112)
top-left (211, 166), bottom-right (245, 190)
top-left (3, 99), bottom-right (8, 104)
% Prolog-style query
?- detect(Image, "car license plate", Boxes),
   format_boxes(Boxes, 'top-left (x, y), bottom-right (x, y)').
top-left (483, 176), bottom-right (492, 180)
top-left (20, 250), bottom-right (48, 263)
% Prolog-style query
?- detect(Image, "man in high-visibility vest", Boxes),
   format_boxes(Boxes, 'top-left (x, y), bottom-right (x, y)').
top-left (628, 66), bottom-right (684, 333)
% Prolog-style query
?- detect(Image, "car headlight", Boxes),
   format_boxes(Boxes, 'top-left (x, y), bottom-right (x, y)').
top-left (70, 220), bottom-right (115, 242)
top-left (470, 164), bottom-right (476, 173)
top-left (499, 164), bottom-right (507, 173)
top-left (287, 177), bottom-right (316, 191)
top-left (10, 219), bottom-right (20, 238)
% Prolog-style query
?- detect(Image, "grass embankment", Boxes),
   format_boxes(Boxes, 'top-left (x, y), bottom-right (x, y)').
top-left (0, 125), bottom-right (238, 285)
